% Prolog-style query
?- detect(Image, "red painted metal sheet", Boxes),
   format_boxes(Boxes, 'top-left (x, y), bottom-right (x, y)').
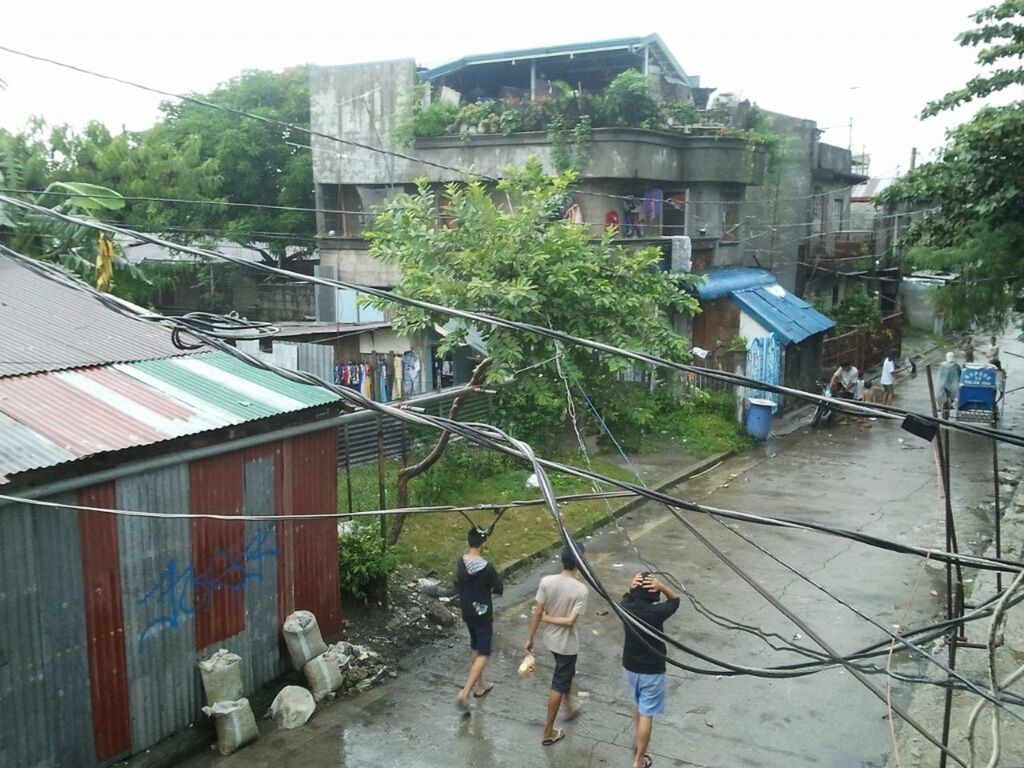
top-left (0, 372), bottom-right (167, 456)
top-left (190, 453), bottom-right (246, 650)
top-left (78, 483), bottom-right (131, 762)
top-left (81, 366), bottom-right (196, 420)
top-left (283, 429), bottom-right (340, 636)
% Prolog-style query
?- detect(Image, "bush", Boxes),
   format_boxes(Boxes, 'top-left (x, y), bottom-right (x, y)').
top-left (338, 519), bottom-right (397, 602)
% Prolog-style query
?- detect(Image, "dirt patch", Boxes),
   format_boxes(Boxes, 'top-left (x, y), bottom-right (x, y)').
top-left (338, 567), bottom-right (461, 668)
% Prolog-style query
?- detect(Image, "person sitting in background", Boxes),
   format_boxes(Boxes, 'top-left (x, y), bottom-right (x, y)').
top-left (829, 360), bottom-right (860, 399)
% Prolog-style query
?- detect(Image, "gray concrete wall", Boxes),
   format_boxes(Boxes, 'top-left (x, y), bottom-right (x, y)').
top-left (320, 244), bottom-right (402, 288)
top-left (742, 112), bottom-right (817, 294)
top-left (310, 60), bottom-right (419, 185)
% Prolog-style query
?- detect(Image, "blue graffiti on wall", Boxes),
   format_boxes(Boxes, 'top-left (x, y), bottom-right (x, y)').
top-left (136, 524), bottom-right (278, 650)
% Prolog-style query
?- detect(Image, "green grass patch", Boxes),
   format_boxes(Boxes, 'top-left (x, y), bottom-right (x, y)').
top-left (339, 443), bottom-right (635, 578)
top-left (337, 391), bottom-right (749, 578)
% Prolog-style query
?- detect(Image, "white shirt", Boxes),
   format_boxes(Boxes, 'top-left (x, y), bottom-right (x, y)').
top-left (880, 358), bottom-right (896, 386)
top-left (833, 366), bottom-right (859, 390)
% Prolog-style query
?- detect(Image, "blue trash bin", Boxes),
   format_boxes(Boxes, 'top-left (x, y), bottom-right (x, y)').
top-left (745, 398), bottom-right (775, 441)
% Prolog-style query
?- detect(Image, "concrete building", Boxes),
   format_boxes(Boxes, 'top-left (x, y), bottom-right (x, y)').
top-left (309, 36), bottom-right (864, 396)
top-left (741, 111), bottom-right (869, 299)
top-left (309, 35), bottom-right (773, 289)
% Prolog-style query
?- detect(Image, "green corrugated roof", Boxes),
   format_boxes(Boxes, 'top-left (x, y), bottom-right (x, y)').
top-left (198, 352), bottom-right (340, 407)
top-left (127, 352), bottom-right (339, 421)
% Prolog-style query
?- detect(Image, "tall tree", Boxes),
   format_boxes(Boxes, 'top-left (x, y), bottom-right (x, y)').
top-left (366, 160), bottom-right (698, 543)
top-left (879, 1), bottom-right (1024, 329)
top-left (0, 67), bottom-right (314, 262)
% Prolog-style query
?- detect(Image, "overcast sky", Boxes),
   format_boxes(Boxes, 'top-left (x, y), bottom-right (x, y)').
top-left (0, 0), bottom-right (995, 180)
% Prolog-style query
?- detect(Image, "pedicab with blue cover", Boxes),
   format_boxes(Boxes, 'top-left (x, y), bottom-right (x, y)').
top-left (956, 363), bottom-right (999, 425)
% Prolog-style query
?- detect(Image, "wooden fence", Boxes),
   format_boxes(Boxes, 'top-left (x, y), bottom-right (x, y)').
top-left (822, 311), bottom-right (904, 375)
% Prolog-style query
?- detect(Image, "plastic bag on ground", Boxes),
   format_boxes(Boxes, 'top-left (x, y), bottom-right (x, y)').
top-left (282, 610), bottom-right (328, 671)
top-left (303, 648), bottom-right (344, 702)
top-left (198, 648), bottom-right (243, 705)
top-left (202, 698), bottom-right (260, 755)
top-left (268, 685), bottom-right (316, 729)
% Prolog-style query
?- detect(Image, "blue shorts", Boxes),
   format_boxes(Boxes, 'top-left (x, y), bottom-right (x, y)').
top-left (624, 669), bottom-right (667, 716)
top-left (467, 622), bottom-right (493, 656)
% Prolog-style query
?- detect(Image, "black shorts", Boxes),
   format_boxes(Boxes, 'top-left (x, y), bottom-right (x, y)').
top-left (467, 622), bottom-right (493, 656)
top-left (550, 652), bottom-right (578, 693)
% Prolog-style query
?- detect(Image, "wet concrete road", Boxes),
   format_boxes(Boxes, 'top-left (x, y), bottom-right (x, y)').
top-left (182, 338), bottom-right (1022, 768)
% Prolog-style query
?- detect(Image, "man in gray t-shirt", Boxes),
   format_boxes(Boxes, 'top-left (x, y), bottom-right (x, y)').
top-left (524, 542), bottom-right (589, 747)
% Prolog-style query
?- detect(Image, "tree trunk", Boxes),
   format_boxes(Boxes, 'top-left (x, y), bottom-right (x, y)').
top-left (386, 357), bottom-right (493, 546)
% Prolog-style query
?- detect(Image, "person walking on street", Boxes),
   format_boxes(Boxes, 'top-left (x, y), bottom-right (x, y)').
top-left (454, 526), bottom-right (503, 711)
top-left (620, 573), bottom-right (681, 768)
top-left (524, 541), bottom-right (589, 746)
top-left (880, 349), bottom-right (898, 405)
top-left (964, 337), bottom-right (974, 363)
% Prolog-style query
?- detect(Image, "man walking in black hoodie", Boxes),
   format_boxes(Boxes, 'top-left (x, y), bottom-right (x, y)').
top-left (620, 572), bottom-right (680, 768)
top-left (454, 526), bottom-right (504, 710)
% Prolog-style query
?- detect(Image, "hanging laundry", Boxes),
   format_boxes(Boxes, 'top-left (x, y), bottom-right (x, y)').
top-left (642, 189), bottom-right (664, 235)
top-left (402, 350), bottom-right (420, 395)
top-left (563, 203), bottom-right (583, 224)
top-left (622, 196), bottom-right (641, 237)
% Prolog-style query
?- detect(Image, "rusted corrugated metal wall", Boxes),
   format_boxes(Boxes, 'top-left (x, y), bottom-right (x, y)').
top-left (79, 483), bottom-right (131, 762)
top-left (0, 427), bottom-right (339, 767)
top-left (283, 430), bottom-right (341, 636)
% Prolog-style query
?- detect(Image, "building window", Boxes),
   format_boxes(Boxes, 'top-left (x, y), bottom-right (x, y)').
top-left (832, 198), bottom-right (844, 233)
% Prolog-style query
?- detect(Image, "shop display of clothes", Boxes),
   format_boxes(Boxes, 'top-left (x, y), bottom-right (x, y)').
top-left (334, 350), bottom-right (423, 402)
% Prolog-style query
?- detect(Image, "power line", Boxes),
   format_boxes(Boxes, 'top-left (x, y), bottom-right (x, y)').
top-left (4, 192), bottom-right (1023, 451)
top-left (3, 245), bottom-right (1022, 757)
top-left (0, 45), bottom-right (884, 212)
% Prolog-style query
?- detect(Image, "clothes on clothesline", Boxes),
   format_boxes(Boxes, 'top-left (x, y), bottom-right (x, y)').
top-left (334, 350), bottom-right (421, 402)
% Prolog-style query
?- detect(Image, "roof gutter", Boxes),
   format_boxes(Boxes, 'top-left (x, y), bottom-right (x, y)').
top-left (0, 386), bottom-right (480, 506)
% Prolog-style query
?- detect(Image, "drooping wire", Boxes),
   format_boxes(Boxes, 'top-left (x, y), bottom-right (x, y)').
top-left (4, 193), bottom-right (1023, 451)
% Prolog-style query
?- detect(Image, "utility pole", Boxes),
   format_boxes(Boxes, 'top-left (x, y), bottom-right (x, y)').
top-left (910, 147), bottom-right (918, 171)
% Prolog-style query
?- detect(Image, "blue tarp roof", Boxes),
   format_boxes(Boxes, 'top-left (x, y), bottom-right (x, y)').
top-left (731, 286), bottom-right (835, 345)
top-left (694, 269), bottom-right (775, 300)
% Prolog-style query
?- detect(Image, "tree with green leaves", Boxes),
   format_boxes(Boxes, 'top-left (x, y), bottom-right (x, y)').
top-left (366, 160), bottom-right (698, 543)
top-left (879, 1), bottom-right (1024, 329)
top-left (1, 67), bottom-right (314, 265)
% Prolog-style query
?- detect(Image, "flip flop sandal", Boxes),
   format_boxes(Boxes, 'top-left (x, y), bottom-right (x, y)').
top-left (455, 696), bottom-right (470, 712)
top-left (542, 729), bottom-right (566, 746)
top-left (642, 754), bottom-right (653, 768)
top-left (473, 683), bottom-right (494, 698)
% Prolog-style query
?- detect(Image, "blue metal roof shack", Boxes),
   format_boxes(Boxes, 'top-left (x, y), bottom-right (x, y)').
top-left (693, 269), bottom-right (834, 345)
top-left (731, 284), bottom-right (835, 345)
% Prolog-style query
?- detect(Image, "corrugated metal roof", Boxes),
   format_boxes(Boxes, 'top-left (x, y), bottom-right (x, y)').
top-left (695, 268), bottom-right (776, 300)
top-left (0, 255), bottom-right (190, 377)
top-left (731, 285), bottom-right (835, 345)
top-left (0, 412), bottom-right (76, 477)
top-left (0, 350), bottom-right (341, 484)
top-left (420, 34), bottom-right (696, 87)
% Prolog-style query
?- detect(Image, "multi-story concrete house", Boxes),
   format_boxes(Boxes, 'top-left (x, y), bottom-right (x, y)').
top-left (308, 36), bottom-right (857, 400)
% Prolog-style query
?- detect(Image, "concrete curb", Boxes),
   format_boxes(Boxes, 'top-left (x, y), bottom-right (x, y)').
top-left (498, 451), bottom-right (734, 582)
